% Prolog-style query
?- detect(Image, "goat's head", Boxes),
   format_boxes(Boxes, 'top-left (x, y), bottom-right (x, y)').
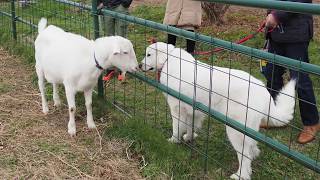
top-left (95, 36), bottom-right (138, 73)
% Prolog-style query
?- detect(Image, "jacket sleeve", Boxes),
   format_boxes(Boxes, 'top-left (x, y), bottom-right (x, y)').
top-left (270, 0), bottom-right (311, 23)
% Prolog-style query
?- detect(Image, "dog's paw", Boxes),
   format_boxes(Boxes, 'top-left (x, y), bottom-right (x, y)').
top-left (230, 174), bottom-right (240, 180)
top-left (168, 136), bottom-right (180, 144)
top-left (230, 173), bottom-right (250, 180)
top-left (182, 133), bottom-right (198, 142)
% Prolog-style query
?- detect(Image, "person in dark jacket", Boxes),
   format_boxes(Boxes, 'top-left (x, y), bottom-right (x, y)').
top-left (263, 0), bottom-right (319, 144)
top-left (98, 0), bottom-right (133, 37)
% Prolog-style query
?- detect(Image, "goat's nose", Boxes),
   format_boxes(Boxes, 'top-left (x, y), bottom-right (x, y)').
top-left (138, 64), bottom-right (143, 69)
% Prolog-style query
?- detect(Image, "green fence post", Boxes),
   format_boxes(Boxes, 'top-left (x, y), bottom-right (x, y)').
top-left (10, 0), bottom-right (17, 40)
top-left (91, 0), bottom-right (104, 97)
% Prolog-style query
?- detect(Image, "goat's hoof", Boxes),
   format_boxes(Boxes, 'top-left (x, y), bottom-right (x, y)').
top-left (53, 101), bottom-right (61, 107)
top-left (42, 107), bottom-right (49, 115)
top-left (68, 128), bottom-right (76, 136)
top-left (87, 122), bottom-right (96, 129)
top-left (168, 137), bottom-right (180, 144)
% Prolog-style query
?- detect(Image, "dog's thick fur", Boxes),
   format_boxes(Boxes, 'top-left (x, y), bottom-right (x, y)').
top-left (35, 18), bottom-right (138, 136)
top-left (140, 42), bottom-right (296, 180)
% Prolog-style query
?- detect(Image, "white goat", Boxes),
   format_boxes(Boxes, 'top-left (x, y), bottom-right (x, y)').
top-left (34, 18), bottom-right (138, 136)
top-left (140, 42), bottom-right (296, 180)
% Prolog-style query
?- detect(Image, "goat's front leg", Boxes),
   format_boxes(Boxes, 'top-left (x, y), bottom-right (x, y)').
top-left (84, 89), bottom-right (96, 129)
top-left (52, 83), bottom-right (61, 107)
top-left (36, 66), bottom-right (48, 114)
top-left (65, 86), bottom-right (76, 136)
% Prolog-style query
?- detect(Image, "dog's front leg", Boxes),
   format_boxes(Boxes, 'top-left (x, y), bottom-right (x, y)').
top-left (168, 109), bottom-right (186, 143)
top-left (183, 115), bottom-right (199, 142)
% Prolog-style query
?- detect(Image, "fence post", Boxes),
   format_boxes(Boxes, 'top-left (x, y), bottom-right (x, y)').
top-left (10, 0), bottom-right (17, 40)
top-left (91, 0), bottom-right (104, 97)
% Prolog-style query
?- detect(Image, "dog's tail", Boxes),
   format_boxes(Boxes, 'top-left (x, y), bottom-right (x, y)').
top-left (38, 18), bottom-right (47, 33)
top-left (261, 79), bottom-right (296, 127)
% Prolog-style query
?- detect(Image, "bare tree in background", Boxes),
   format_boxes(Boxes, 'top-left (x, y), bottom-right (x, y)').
top-left (202, 3), bottom-right (230, 26)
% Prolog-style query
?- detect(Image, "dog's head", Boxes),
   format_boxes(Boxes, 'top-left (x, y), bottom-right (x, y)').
top-left (95, 36), bottom-right (138, 73)
top-left (139, 42), bottom-right (175, 72)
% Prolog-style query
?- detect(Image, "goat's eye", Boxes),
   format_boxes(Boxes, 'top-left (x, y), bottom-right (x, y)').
top-left (147, 54), bottom-right (151, 57)
top-left (123, 52), bottom-right (128, 54)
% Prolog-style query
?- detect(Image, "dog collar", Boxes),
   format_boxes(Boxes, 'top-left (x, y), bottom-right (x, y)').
top-left (94, 53), bottom-right (104, 70)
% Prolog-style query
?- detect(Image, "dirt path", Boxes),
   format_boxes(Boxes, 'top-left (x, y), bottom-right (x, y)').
top-left (0, 48), bottom-right (142, 179)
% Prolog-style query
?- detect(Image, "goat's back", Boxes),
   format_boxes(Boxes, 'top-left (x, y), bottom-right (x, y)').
top-left (34, 25), bottom-right (94, 83)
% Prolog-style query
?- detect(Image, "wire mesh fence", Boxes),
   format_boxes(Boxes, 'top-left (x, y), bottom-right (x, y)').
top-left (1, 0), bottom-right (320, 179)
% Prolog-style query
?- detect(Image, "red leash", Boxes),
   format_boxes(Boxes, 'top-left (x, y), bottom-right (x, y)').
top-left (193, 21), bottom-right (271, 56)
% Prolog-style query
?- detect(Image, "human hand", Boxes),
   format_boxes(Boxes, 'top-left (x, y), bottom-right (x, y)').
top-left (265, 14), bottom-right (278, 28)
top-left (97, 3), bottom-right (104, 10)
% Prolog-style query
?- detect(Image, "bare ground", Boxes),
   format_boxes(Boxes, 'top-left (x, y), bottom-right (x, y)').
top-left (0, 48), bottom-right (142, 179)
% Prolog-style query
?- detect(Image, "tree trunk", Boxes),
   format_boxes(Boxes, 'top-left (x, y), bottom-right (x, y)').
top-left (202, 3), bottom-right (230, 26)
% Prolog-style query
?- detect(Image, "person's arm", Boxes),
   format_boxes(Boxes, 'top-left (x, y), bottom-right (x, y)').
top-left (97, 0), bottom-right (104, 10)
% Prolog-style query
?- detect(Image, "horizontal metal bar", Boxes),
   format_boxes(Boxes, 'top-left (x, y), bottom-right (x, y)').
top-left (101, 9), bottom-right (320, 76)
top-left (196, 0), bottom-right (320, 15)
top-left (51, 0), bottom-right (320, 76)
top-left (0, 10), bottom-right (12, 17)
top-left (129, 72), bottom-right (320, 173)
top-left (0, 11), bottom-right (37, 29)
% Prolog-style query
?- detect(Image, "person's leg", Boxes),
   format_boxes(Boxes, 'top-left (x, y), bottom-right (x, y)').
top-left (287, 43), bottom-right (319, 125)
top-left (167, 33), bottom-right (177, 46)
top-left (186, 30), bottom-right (195, 54)
top-left (99, 15), bottom-right (106, 36)
top-left (265, 40), bottom-right (286, 99)
top-left (114, 5), bottom-right (129, 37)
top-left (102, 11), bottom-right (115, 36)
top-left (286, 42), bottom-right (319, 144)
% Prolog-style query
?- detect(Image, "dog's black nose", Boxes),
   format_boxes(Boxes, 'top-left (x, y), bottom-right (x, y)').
top-left (138, 64), bottom-right (143, 69)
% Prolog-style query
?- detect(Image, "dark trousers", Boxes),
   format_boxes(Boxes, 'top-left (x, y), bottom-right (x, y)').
top-left (265, 40), bottom-right (319, 126)
top-left (167, 30), bottom-right (195, 54)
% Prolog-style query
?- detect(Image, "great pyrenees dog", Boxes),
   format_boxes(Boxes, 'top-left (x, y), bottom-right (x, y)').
top-left (140, 42), bottom-right (296, 180)
top-left (35, 18), bottom-right (138, 136)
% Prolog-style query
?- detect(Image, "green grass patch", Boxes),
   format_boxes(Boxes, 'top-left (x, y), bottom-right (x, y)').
top-left (0, 155), bottom-right (18, 170)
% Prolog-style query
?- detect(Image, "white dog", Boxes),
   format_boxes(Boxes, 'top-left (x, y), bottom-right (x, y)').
top-left (34, 18), bottom-right (138, 136)
top-left (140, 42), bottom-right (296, 180)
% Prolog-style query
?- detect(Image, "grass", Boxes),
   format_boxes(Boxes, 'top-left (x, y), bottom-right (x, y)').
top-left (0, 0), bottom-right (320, 179)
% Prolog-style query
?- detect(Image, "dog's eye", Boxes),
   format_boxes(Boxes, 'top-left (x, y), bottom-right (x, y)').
top-left (147, 54), bottom-right (151, 57)
top-left (123, 51), bottom-right (128, 54)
